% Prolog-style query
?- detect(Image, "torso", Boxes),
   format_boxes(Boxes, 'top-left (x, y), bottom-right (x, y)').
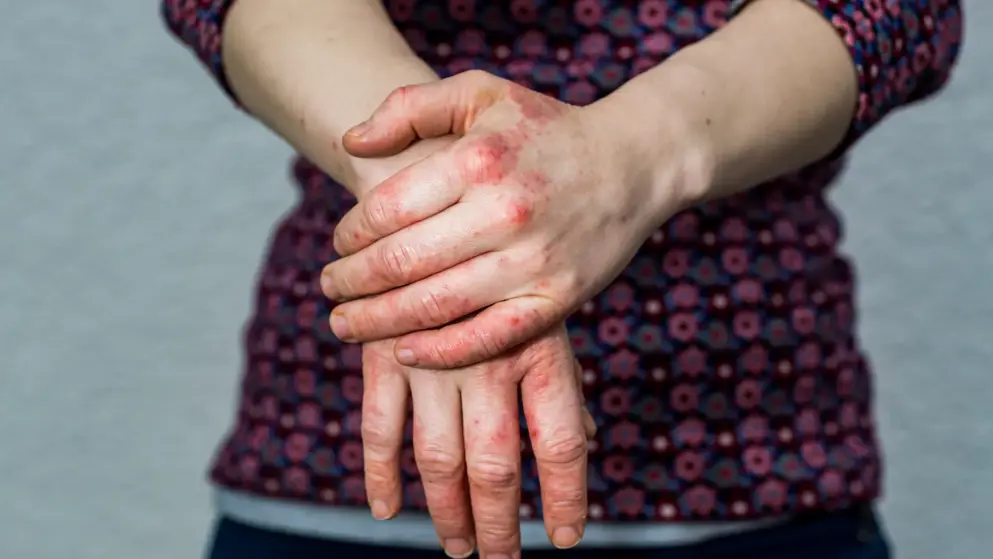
top-left (210, 0), bottom-right (882, 526)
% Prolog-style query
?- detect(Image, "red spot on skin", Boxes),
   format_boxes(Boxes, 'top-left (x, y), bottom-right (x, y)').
top-left (465, 134), bottom-right (519, 184)
top-left (529, 424), bottom-right (541, 441)
top-left (509, 316), bottom-right (522, 327)
top-left (535, 280), bottom-right (550, 290)
top-left (507, 201), bottom-right (533, 224)
top-left (520, 171), bottom-right (550, 191)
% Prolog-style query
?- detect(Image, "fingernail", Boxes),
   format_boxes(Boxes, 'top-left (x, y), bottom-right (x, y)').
top-left (552, 526), bottom-right (581, 549)
top-left (347, 119), bottom-right (372, 138)
top-left (395, 347), bottom-right (417, 365)
top-left (370, 500), bottom-right (391, 520)
top-left (331, 313), bottom-right (352, 340)
top-left (443, 539), bottom-right (474, 558)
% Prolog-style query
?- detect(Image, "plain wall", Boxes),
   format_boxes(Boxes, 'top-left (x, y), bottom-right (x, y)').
top-left (0, 2), bottom-right (990, 558)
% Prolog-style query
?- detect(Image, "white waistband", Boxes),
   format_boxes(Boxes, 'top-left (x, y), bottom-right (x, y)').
top-left (214, 488), bottom-right (787, 549)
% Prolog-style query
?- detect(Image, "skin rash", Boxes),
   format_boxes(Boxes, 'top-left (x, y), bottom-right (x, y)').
top-left (333, 88), bottom-right (566, 336)
top-left (334, 73), bottom-right (602, 555)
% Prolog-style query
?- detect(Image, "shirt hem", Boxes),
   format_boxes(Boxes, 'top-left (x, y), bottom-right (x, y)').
top-left (213, 487), bottom-right (789, 549)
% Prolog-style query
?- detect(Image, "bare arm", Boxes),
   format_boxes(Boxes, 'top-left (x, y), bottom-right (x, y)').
top-left (312, 0), bottom-right (963, 369)
top-left (163, 0), bottom-right (447, 193)
top-left (594, 0), bottom-right (963, 211)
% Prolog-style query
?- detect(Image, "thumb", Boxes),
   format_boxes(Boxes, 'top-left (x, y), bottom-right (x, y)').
top-left (342, 70), bottom-right (502, 158)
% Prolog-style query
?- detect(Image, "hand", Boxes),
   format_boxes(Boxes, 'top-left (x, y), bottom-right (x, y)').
top-left (361, 326), bottom-right (596, 558)
top-left (340, 139), bottom-right (595, 556)
top-left (320, 70), bottom-right (692, 368)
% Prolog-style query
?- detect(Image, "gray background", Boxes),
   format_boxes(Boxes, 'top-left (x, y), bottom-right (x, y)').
top-left (0, 1), bottom-right (989, 558)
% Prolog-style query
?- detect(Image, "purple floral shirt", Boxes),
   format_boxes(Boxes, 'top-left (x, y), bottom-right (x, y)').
top-left (162, 0), bottom-right (962, 522)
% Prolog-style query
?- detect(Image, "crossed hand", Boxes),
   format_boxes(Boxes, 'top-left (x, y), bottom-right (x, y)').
top-left (323, 71), bottom-right (671, 558)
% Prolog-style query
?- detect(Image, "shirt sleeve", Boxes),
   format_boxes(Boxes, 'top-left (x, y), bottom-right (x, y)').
top-left (161, 0), bottom-right (240, 104)
top-left (730, 0), bottom-right (964, 153)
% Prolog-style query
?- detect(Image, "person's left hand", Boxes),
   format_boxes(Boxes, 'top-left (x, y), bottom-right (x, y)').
top-left (320, 70), bottom-right (697, 368)
top-left (362, 326), bottom-right (596, 557)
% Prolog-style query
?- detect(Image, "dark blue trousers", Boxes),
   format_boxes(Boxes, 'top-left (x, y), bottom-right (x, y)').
top-left (207, 505), bottom-right (891, 559)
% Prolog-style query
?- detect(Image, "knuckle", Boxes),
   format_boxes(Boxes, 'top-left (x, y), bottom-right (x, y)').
top-left (544, 496), bottom-right (587, 521)
top-left (422, 491), bottom-right (468, 526)
top-left (414, 287), bottom-right (456, 328)
top-left (377, 242), bottom-right (416, 284)
top-left (459, 138), bottom-right (506, 184)
top-left (362, 196), bottom-right (393, 236)
top-left (470, 326), bottom-right (507, 362)
top-left (498, 197), bottom-right (534, 228)
top-left (323, 258), bottom-right (361, 290)
top-left (363, 461), bottom-right (397, 489)
top-left (421, 336), bottom-right (465, 369)
top-left (385, 85), bottom-right (414, 110)
top-left (343, 304), bottom-right (374, 337)
top-left (462, 69), bottom-right (488, 82)
top-left (460, 69), bottom-right (499, 91)
top-left (473, 522), bottom-right (519, 549)
top-left (536, 432), bottom-right (587, 466)
top-left (542, 484), bottom-right (586, 514)
top-left (467, 458), bottom-right (518, 490)
top-left (431, 347), bottom-right (460, 370)
top-left (416, 449), bottom-right (465, 482)
top-left (337, 275), bottom-right (358, 299)
top-left (360, 418), bottom-right (398, 452)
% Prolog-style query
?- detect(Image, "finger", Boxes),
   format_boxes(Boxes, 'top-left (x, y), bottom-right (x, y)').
top-left (327, 151), bottom-right (464, 260)
top-left (323, 201), bottom-right (500, 302)
top-left (583, 408), bottom-right (597, 440)
top-left (408, 369), bottom-right (475, 558)
top-left (519, 331), bottom-right (588, 549)
top-left (572, 359), bottom-right (597, 439)
top-left (329, 251), bottom-right (518, 343)
top-left (342, 70), bottom-right (502, 157)
top-left (360, 344), bottom-right (411, 520)
top-left (461, 369), bottom-right (522, 558)
top-left (393, 297), bottom-right (560, 369)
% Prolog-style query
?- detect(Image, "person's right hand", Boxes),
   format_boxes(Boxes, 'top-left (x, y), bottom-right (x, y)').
top-left (360, 326), bottom-right (595, 558)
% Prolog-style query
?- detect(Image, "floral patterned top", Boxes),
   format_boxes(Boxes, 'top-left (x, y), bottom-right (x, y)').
top-left (162, 0), bottom-right (962, 523)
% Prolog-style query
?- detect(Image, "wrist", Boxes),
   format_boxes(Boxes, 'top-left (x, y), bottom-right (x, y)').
top-left (586, 61), bottom-right (718, 229)
top-left (222, 0), bottom-right (440, 192)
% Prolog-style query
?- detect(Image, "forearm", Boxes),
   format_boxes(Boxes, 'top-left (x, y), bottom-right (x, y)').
top-left (593, 0), bottom-right (857, 215)
top-left (222, 0), bottom-right (440, 192)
